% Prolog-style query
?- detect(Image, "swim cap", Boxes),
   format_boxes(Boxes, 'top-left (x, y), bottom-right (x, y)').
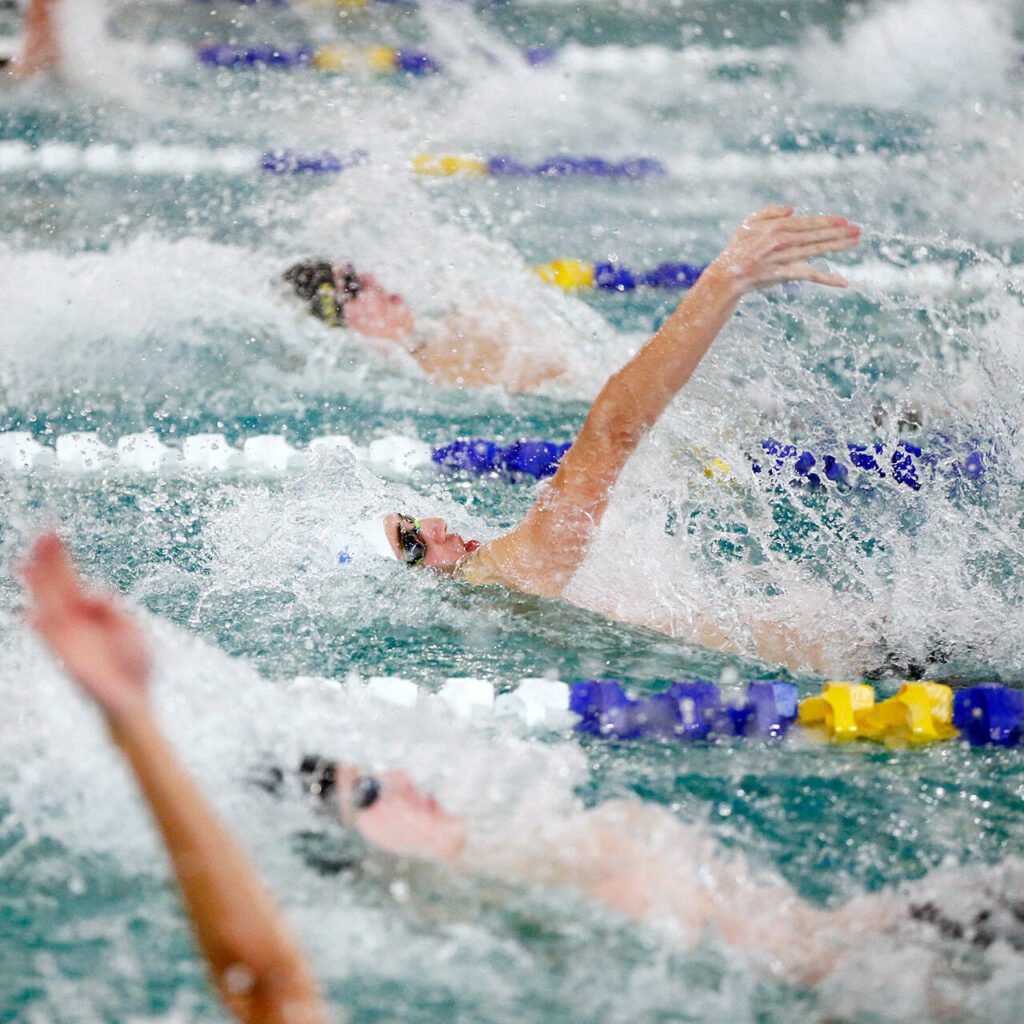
top-left (283, 259), bottom-right (363, 327)
top-left (334, 516), bottom-right (394, 564)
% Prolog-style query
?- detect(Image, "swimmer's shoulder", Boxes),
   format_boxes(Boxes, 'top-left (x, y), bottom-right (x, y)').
top-left (455, 532), bottom-right (567, 600)
top-left (454, 543), bottom-right (507, 586)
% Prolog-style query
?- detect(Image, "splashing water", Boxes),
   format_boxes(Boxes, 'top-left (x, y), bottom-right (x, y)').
top-left (2, 0), bottom-right (1024, 1020)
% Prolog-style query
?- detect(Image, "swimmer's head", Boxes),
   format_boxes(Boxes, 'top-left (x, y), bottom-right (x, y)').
top-left (283, 258), bottom-right (363, 327)
top-left (382, 513), bottom-right (480, 572)
top-left (323, 759), bottom-right (467, 863)
top-left (283, 259), bottom-right (414, 340)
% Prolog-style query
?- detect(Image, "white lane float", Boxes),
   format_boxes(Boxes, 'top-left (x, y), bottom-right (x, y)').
top-left (0, 430), bottom-right (436, 478)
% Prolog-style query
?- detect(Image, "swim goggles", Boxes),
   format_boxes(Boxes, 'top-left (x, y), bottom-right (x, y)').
top-left (298, 755), bottom-right (381, 818)
top-left (396, 514), bottom-right (427, 565)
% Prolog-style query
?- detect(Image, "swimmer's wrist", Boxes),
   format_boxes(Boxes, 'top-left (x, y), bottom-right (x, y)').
top-left (99, 689), bottom-right (152, 731)
top-left (698, 260), bottom-right (747, 303)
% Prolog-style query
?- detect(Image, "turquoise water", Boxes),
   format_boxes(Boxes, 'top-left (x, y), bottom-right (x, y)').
top-left (3, 0), bottom-right (1024, 1020)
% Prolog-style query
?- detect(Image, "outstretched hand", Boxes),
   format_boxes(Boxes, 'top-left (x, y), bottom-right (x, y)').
top-left (712, 205), bottom-right (860, 295)
top-left (21, 533), bottom-right (151, 720)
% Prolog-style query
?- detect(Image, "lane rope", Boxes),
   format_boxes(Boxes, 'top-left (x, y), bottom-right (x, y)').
top-left (0, 141), bottom-right (665, 184)
top-left (197, 41), bottom-right (556, 73)
top-left (317, 674), bottom-right (1024, 746)
top-left (0, 431), bottom-right (989, 490)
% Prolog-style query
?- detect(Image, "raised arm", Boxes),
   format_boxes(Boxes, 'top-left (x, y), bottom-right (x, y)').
top-left (4, 0), bottom-right (61, 80)
top-left (471, 207), bottom-right (860, 597)
top-left (21, 534), bottom-right (329, 1024)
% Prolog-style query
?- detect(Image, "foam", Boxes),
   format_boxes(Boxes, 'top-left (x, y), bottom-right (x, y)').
top-left (796, 0), bottom-right (1017, 109)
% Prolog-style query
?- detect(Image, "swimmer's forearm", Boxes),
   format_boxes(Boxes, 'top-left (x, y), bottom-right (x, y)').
top-left (596, 263), bottom-right (741, 435)
top-left (107, 704), bottom-right (329, 1024)
top-left (548, 265), bottom-right (738, 498)
top-left (8, 0), bottom-right (61, 80)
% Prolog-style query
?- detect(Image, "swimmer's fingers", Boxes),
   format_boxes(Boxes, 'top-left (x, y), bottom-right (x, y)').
top-left (21, 533), bottom-right (152, 712)
top-left (775, 215), bottom-right (853, 234)
top-left (20, 533), bottom-right (81, 621)
top-left (771, 223), bottom-right (858, 251)
top-left (773, 231), bottom-right (861, 264)
top-left (779, 262), bottom-right (849, 288)
top-left (745, 205), bottom-right (795, 223)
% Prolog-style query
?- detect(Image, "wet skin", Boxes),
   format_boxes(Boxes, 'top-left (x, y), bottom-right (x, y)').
top-left (333, 762), bottom-right (468, 863)
top-left (334, 268), bottom-right (416, 342)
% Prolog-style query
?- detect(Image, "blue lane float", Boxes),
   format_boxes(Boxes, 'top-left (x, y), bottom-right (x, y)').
top-left (753, 437), bottom-right (988, 492)
top-left (953, 685), bottom-right (1024, 746)
top-left (434, 436), bottom-right (989, 488)
top-left (260, 148), bottom-right (369, 174)
top-left (571, 679), bottom-right (799, 741)
top-left (484, 155), bottom-right (666, 180)
top-left (433, 438), bottom-right (571, 478)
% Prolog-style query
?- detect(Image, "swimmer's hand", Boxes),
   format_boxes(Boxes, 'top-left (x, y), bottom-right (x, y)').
top-left (21, 533), bottom-right (151, 720)
top-left (710, 205), bottom-right (860, 295)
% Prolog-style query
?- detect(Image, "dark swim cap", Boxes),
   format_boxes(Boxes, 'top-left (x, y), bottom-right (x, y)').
top-left (283, 259), bottom-right (362, 327)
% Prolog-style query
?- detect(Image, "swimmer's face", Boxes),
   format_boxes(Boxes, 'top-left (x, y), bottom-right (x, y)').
top-left (334, 762), bottom-right (467, 863)
top-left (382, 514), bottom-right (479, 570)
top-left (340, 271), bottom-right (415, 342)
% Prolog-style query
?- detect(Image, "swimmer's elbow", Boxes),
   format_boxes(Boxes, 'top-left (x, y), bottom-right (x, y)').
top-left (212, 949), bottom-right (325, 1024)
top-left (203, 924), bottom-right (319, 1021)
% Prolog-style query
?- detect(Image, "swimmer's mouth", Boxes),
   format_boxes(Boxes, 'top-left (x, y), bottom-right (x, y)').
top-left (465, 540), bottom-right (480, 554)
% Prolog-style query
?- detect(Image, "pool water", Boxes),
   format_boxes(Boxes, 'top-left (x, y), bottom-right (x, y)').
top-left (2, 0), bottom-right (1024, 1020)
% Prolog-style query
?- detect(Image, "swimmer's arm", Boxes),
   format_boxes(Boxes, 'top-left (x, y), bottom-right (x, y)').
top-left (109, 709), bottom-right (329, 1024)
top-left (21, 535), bottom-right (329, 1024)
top-left (5, 0), bottom-right (61, 80)
top-left (483, 208), bottom-right (858, 594)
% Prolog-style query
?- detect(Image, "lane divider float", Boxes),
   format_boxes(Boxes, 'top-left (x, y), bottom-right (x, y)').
top-left (197, 42), bottom-right (555, 74)
top-left (531, 258), bottom-right (704, 291)
top-left (0, 431), bottom-right (989, 491)
top-left (0, 141), bottom-right (664, 188)
top-left (330, 673), bottom-right (1024, 747)
top-left (412, 152), bottom-right (667, 180)
top-left (434, 436), bottom-right (988, 488)
top-left (0, 430), bottom-right (434, 476)
top-left (0, 140), bottom-right (369, 177)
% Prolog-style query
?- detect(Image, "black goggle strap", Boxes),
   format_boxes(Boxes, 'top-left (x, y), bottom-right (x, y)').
top-left (397, 516), bottom-right (426, 565)
top-left (336, 263), bottom-right (363, 300)
top-left (298, 755), bottom-right (337, 800)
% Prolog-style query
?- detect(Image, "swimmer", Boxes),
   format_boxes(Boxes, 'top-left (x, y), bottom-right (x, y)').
top-left (2, 0), bottom-right (60, 80)
top-left (290, 754), bottom-right (1024, 1004)
top-left (288, 754), bottom-right (891, 986)
top-left (20, 533), bottom-right (329, 1024)
top-left (379, 207), bottom-right (863, 675)
top-left (283, 258), bottom-right (567, 392)
top-left (22, 535), bottom-right (1024, 1008)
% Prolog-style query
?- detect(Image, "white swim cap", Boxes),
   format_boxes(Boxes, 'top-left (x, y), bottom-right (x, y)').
top-left (334, 516), bottom-right (395, 565)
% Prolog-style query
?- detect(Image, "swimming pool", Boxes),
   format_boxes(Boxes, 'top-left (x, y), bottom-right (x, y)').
top-left (2, 0), bottom-right (1024, 1020)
